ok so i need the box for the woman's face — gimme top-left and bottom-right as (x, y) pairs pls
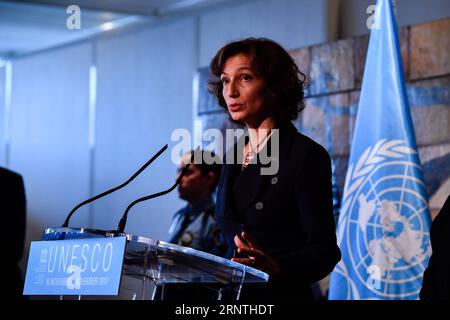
(221, 54), (266, 125)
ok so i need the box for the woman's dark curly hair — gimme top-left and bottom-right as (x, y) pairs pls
(208, 37), (306, 124)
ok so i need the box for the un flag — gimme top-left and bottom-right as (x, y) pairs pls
(328, 0), (432, 300)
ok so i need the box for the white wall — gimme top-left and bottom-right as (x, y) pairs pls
(9, 43), (92, 269)
(199, 0), (332, 66)
(0, 66), (5, 166)
(92, 18), (196, 239)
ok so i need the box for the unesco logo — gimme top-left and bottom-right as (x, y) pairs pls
(337, 140), (431, 299)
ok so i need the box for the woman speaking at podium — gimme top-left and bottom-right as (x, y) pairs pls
(209, 38), (341, 300)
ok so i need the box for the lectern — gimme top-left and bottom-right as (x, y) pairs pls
(36, 227), (269, 300)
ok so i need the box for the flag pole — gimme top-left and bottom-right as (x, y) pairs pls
(393, 0), (398, 18)
(328, 0), (432, 300)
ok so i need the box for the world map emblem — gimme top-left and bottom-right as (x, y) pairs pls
(334, 139), (432, 299)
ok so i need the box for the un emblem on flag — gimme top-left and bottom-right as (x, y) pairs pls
(337, 140), (431, 299)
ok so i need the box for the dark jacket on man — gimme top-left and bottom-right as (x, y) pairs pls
(1, 167), (26, 299)
(420, 194), (450, 300)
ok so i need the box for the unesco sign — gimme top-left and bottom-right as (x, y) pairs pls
(23, 237), (126, 296)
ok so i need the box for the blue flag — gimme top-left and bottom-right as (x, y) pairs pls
(328, 0), (432, 300)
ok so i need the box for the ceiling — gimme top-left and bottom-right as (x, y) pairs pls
(0, 0), (240, 60)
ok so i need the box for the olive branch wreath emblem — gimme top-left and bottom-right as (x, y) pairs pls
(337, 139), (416, 243)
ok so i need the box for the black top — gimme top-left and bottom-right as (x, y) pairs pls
(420, 194), (450, 300)
(215, 122), (341, 300)
(0, 167), (26, 298)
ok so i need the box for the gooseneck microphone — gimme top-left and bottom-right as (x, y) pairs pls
(116, 147), (199, 233)
(62, 144), (168, 228)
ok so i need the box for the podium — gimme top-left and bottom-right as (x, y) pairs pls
(41, 227), (269, 300)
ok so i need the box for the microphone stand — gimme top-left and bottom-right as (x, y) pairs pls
(115, 147), (199, 233)
(62, 144), (168, 228)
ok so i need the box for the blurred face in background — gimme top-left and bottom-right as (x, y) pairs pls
(220, 54), (267, 127)
(176, 153), (214, 205)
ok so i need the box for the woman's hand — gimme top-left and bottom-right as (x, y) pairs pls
(231, 231), (280, 276)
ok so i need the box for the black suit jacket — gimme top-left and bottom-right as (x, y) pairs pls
(0, 167), (26, 298)
(215, 122), (341, 300)
(420, 194), (450, 300)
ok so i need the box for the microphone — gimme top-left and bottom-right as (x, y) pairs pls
(115, 147), (199, 233)
(62, 144), (168, 228)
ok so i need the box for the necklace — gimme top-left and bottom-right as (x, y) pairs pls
(242, 129), (273, 169)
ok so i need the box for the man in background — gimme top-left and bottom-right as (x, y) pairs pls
(154, 150), (227, 300)
(168, 150), (227, 257)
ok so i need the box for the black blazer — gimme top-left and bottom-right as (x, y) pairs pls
(215, 122), (341, 300)
(0, 167), (26, 298)
(420, 194), (450, 300)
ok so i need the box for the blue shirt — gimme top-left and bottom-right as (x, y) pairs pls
(168, 195), (228, 257)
